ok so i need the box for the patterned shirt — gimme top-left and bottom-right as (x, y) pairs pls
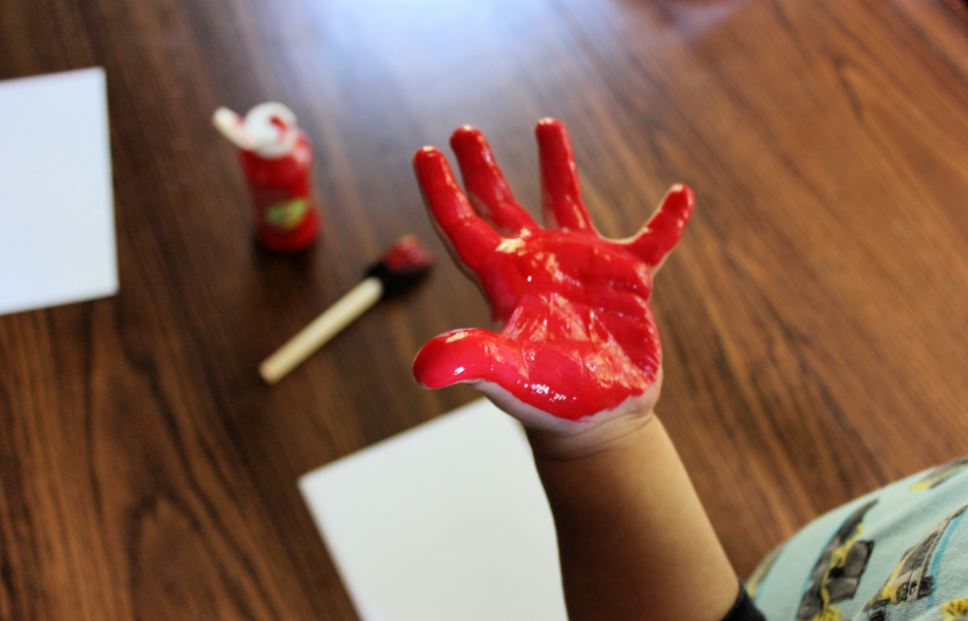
(747, 457), (968, 620)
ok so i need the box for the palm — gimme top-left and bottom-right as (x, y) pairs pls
(412, 119), (693, 423)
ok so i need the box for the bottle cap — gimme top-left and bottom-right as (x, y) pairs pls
(213, 102), (299, 158)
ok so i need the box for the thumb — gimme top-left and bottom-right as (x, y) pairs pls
(413, 328), (523, 390)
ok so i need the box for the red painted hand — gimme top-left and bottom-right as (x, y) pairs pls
(412, 119), (693, 430)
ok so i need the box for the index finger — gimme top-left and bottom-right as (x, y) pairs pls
(413, 147), (502, 272)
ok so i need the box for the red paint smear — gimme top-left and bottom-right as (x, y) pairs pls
(382, 235), (434, 273)
(411, 119), (693, 420)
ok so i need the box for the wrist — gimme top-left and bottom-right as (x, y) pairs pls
(526, 409), (657, 460)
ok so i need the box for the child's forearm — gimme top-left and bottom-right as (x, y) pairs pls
(530, 414), (739, 621)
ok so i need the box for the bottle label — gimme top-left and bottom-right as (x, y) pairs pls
(264, 197), (309, 231)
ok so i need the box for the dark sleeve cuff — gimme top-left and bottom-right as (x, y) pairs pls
(721, 582), (765, 621)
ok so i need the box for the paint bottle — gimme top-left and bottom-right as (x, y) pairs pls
(213, 102), (321, 252)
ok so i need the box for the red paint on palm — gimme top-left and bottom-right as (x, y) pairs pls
(412, 119), (694, 420)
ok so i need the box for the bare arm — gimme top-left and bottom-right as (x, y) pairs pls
(530, 414), (740, 620)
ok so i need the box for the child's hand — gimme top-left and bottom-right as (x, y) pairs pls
(412, 119), (692, 447)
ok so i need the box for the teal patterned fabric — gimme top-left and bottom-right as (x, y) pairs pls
(748, 457), (968, 620)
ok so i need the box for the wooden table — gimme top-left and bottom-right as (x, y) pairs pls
(1, 1), (966, 618)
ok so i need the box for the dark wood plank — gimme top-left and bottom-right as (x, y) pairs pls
(1, 0), (966, 618)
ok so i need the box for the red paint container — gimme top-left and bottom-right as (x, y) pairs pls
(214, 103), (321, 252)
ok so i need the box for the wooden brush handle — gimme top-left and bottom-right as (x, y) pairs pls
(259, 277), (384, 384)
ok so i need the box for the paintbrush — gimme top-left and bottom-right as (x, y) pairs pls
(259, 235), (433, 384)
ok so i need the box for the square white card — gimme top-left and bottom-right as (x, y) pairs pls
(0, 68), (117, 316)
(299, 399), (566, 620)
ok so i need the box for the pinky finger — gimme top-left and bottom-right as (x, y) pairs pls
(627, 183), (695, 270)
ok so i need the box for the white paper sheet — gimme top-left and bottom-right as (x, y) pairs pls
(299, 399), (566, 621)
(0, 68), (117, 316)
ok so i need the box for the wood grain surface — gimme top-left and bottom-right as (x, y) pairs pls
(1, 0), (966, 618)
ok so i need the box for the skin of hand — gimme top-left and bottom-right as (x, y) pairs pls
(411, 120), (741, 620)
(411, 118), (693, 456)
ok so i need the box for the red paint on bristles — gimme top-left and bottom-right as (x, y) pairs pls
(382, 235), (434, 273)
